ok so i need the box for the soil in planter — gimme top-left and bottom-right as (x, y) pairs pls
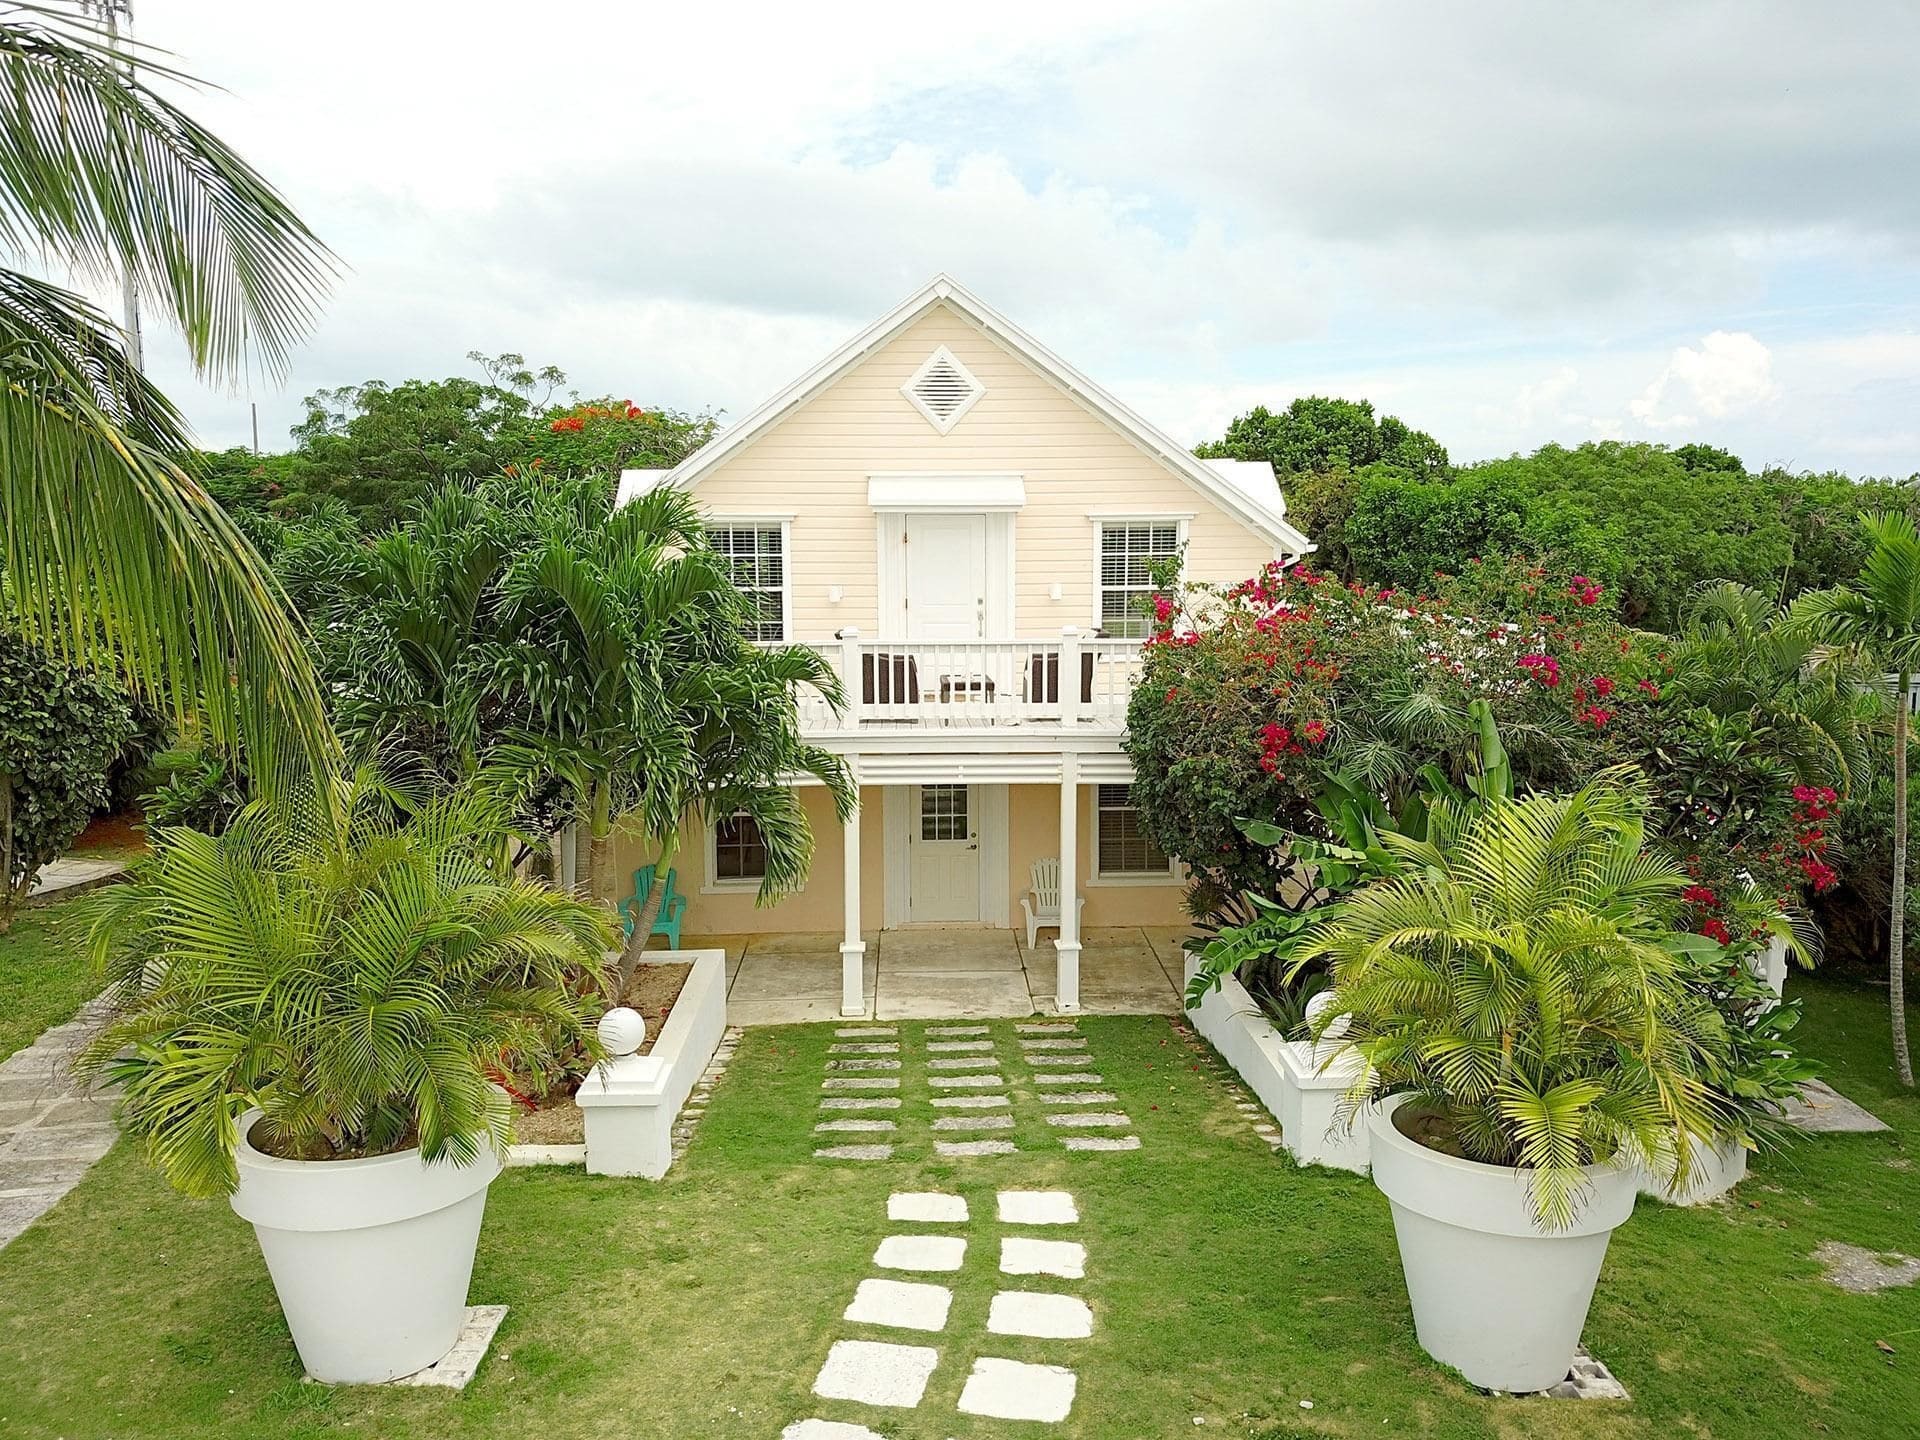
(511, 962), (694, 1146)
(1392, 1103), (1479, 1162)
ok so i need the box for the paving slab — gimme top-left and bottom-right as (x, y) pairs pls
(957, 1356), (1078, 1422)
(843, 1278), (953, 1332)
(1028, 1053), (1097, 1068)
(927, 1057), (998, 1071)
(935, 1139), (1018, 1157)
(826, 1059), (902, 1072)
(1016, 1023), (1081, 1034)
(932, 1114), (1015, 1131)
(926, 1024), (990, 1036)
(1778, 1079), (1890, 1133)
(0, 1190), (61, 1248)
(1000, 1236), (1087, 1278)
(874, 1234), (967, 1272)
(997, 1190), (1079, 1225)
(931, 1094), (1009, 1109)
(820, 1097), (901, 1110)
(388, 1305), (507, 1389)
(1063, 1135), (1141, 1151)
(834, 1027), (897, 1039)
(1047, 1111), (1131, 1128)
(811, 1339), (940, 1409)
(828, 1042), (900, 1055)
(1020, 1038), (1091, 1051)
(888, 1192), (969, 1223)
(1039, 1091), (1118, 1105)
(782, 1421), (888, 1440)
(814, 1144), (894, 1161)
(882, 928), (1023, 973)
(927, 1040), (996, 1052)
(815, 1120), (897, 1133)
(822, 1077), (901, 1091)
(1033, 1072), (1104, 1085)
(1814, 1239), (1920, 1292)
(988, 1290), (1095, 1339)
(928, 1074), (1005, 1089)
(875, 970), (1034, 1021)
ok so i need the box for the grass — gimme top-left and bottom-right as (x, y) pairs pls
(0, 896), (101, 1061)
(0, 973), (1915, 1438)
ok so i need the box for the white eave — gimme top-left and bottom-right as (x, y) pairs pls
(640, 273), (1315, 559)
(868, 473), (1026, 511)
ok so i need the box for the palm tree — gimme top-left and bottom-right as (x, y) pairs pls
(1790, 513), (1920, 1086)
(0, 6), (337, 794)
(1291, 772), (1725, 1227)
(79, 774), (611, 1198)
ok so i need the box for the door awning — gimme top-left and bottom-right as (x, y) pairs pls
(868, 473), (1026, 511)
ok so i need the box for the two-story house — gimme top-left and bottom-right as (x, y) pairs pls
(616, 275), (1312, 1016)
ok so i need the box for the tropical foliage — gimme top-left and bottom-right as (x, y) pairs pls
(79, 777), (611, 1198)
(1289, 776), (1728, 1227)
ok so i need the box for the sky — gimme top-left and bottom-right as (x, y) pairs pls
(83, 0), (1920, 475)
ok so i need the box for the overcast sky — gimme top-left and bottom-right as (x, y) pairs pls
(97, 1), (1920, 474)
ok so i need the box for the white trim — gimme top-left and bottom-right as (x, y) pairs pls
(978, 783), (1010, 926)
(867, 473), (1026, 511)
(877, 512), (907, 638)
(986, 512), (1014, 640)
(1086, 510), (1195, 521)
(883, 785), (910, 929)
(650, 274), (1315, 557)
(900, 344), (986, 433)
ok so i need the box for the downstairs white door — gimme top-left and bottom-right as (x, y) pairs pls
(907, 783), (980, 922)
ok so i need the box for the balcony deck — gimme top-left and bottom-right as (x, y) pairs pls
(794, 632), (1145, 736)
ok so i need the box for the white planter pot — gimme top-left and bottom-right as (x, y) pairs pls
(1637, 1133), (1748, 1206)
(1368, 1094), (1636, 1393)
(230, 1111), (501, 1384)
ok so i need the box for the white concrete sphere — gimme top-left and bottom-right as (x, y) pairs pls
(1304, 989), (1353, 1041)
(598, 1006), (647, 1057)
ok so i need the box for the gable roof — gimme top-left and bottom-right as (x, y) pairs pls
(628, 274), (1314, 557)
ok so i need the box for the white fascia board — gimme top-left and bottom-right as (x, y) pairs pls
(868, 473), (1026, 511)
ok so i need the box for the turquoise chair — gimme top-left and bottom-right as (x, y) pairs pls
(618, 864), (686, 948)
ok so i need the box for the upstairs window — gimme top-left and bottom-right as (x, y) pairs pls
(1098, 522), (1182, 637)
(711, 811), (768, 885)
(1096, 784), (1173, 877)
(711, 523), (788, 642)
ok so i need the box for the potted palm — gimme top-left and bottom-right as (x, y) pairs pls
(80, 779), (611, 1384)
(1292, 773), (1725, 1393)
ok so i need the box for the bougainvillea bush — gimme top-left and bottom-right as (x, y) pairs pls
(1126, 554), (1856, 948)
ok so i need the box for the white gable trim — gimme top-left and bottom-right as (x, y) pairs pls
(652, 274), (1314, 558)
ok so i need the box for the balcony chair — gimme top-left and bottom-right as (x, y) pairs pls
(618, 863), (686, 949)
(861, 651), (920, 717)
(1023, 650), (1097, 711)
(1021, 857), (1085, 949)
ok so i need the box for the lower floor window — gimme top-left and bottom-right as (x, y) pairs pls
(713, 811), (767, 883)
(1096, 784), (1171, 876)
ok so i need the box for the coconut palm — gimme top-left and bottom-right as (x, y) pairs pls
(1291, 772), (1726, 1227)
(79, 774), (612, 1199)
(1790, 513), (1920, 1086)
(0, 6), (337, 794)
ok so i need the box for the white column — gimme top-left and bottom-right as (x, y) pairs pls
(1055, 751), (1081, 1013)
(839, 781), (866, 1017)
(1059, 626), (1082, 723)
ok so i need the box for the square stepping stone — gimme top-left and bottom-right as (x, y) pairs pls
(997, 1189), (1079, 1225)
(834, 1027), (897, 1038)
(936, 1139), (1018, 1156)
(823, 1077), (900, 1090)
(1028, 1054), (1095, 1067)
(827, 1059), (902, 1071)
(1047, 1111), (1131, 1127)
(844, 1278), (953, 1332)
(1033, 1072), (1103, 1085)
(932, 1094), (1009, 1109)
(926, 1024), (990, 1036)
(829, 1042), (900, 1055)
(1000, 1236), (1086, 1278)
(782, 1421), (887, 1440)
(814, 1144), (895, 1161)
(1040, 1091), (1117, 1105)
(988, 1290), (1094, 1339)
(388, 1304), (508, 1388)
(820, 1096), (901, 1110)
(957, 1356), (1077, 1422)
(875, 1234), (967, 1271)
(811, 1338), (939, 1409)
(1020, 1038), (1090, 1051)
(927, 1040), (995, 1053)
(1016, 1022), (1079, 1034)
(929, 1074), (1005, 1088)
(928, 1057), (998, 1070)
(1780, 1079), (1891, 1133)
(1063, 1135), (1141, 1151)
(932, 1114), (1014, 1131)
(815, 1119), (897, 1133)
(888, 1191), (968, 1223)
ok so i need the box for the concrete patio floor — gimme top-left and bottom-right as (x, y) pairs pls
(671, 926), (1192, 1024)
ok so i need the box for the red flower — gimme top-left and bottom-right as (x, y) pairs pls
(1517, 653), (1561, 688)
(1637, 679), (1660, 698)
(1592, 674), (1614, 698)
(1700, 918), (1733, 945)
(1301, 720), (1328, 745)
(1681, 884), (1719, 907)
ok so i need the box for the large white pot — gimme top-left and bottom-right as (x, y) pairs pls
(1637, 1133), (1748, 1206)
(230, 1110), (502, 1384)
(1368, 1094), (1637, 1393)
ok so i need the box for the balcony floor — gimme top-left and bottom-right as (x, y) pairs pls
(658, 926), (1190, 1024)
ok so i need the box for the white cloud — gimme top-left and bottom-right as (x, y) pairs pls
(1630, 331), (1779, 430)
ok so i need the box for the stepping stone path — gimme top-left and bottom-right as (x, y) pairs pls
(792, 1188), (1094, 1432)
(816, 1027), (903, 1159)
(1005, 1025), (1142, 1152)
(0, 998), (118, 1252)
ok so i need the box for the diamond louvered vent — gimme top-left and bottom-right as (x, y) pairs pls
(902, 345), (985, 433)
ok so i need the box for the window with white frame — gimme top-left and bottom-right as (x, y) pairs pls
(1098, 522), (1182, 637)
(1096, 784), (1172, 876)
(711, 811), (768, 885)
(710, 523), (787, 642)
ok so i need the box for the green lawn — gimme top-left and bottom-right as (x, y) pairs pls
(0, 976), (1914, 1438)
(0, 897), (101, 1062)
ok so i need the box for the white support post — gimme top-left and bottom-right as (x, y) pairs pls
(1059, 626), (1082, 724)
(839, 782), (866, 1017)
(1055, 751), (1081, 1013)
(838, 627), (863, 725)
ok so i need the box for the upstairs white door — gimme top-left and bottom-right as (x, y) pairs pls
(908, 784), (980, 922)
(905, 514), (987, 640)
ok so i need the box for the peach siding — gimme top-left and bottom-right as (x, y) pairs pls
(1008, 784), (1186, 928)
(686, 303), (1279, 642)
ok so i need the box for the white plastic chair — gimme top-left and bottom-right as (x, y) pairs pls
(1021, 857), (1084, 949)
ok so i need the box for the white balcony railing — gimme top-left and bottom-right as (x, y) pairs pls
(795, 629), (1146, 731)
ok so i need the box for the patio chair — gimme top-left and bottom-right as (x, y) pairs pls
(618, 864), (686, 948)
(861, 651), (920, 711)
(1023, 650), (1097, 710)
(1021, 857), (1084, 949)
